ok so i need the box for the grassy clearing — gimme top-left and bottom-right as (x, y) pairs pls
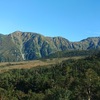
(0, 56), (84, 72)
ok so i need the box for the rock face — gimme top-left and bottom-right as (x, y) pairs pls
(0, 31), (100, 61)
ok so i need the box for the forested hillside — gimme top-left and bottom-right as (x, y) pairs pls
(0, 52), (100, 100)
(45, 49), (100, 58)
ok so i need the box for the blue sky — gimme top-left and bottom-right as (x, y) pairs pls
(0, 0), (100, 41)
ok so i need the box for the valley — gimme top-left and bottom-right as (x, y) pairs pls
(0, 31), (100, 100)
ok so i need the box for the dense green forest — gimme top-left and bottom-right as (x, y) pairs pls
(0, 52), (100, 100)
(46, 49), (100, 58)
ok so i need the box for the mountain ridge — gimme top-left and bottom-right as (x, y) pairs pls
(0, 31), (100, 61)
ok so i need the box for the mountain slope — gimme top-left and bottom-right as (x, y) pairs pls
(10, 31), (72, 60)
(0, 31), (100, 61)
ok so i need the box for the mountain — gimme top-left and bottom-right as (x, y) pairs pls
(0, 31), (100, 61)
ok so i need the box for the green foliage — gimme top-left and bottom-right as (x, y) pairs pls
(46, 49), (100, 59)
(0, 53), (100, 99)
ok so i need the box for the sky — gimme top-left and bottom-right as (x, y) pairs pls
(0, 0), (100, 41)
